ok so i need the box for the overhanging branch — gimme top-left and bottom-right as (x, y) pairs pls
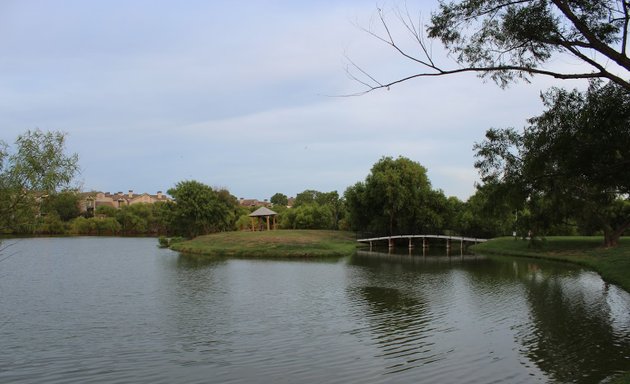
(347, 2), (630, 95)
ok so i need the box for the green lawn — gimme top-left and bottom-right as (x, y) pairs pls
(471, 236), (630, 293)
(169, 229), (357, 258)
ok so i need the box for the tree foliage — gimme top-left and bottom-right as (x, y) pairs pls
(279, 189), (342, 230)
(270, 192), (288, 207)
(70, 216), (121, 236)
(41, 191), (81, 222)
(166, 180), (239, 238)
(474, 81), (630, 245)
(0, 129), (79, 232)
(282, 204), (335, 230)
(344, 156), (443, 235)
(351, 0), (630, 93)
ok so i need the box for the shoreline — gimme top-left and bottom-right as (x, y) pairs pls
(470, 236), (630, 293)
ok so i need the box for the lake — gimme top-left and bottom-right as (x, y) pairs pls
(1, 237), (629, 383)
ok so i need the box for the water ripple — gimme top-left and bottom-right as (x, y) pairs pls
(2, 239), (630, 383)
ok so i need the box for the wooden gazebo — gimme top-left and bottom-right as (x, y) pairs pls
(249, 207), (277, 231)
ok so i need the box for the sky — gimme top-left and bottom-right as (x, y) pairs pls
(0, 0), (590, 201)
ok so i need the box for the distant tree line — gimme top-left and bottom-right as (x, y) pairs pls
(2, 93), (628, 245)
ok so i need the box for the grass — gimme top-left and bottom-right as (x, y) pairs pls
(471, 236), (630, 293)
(169, 229), (358, 258)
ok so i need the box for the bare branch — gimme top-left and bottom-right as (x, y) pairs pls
(354, 65), (611, 95)
(346, 2), (630, 95)
(343, 54), (382, 89)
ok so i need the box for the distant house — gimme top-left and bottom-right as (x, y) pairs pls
(80, 190), (170, 214)
(238, 198), (272, 208)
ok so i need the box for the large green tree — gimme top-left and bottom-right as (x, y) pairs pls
(41, 190), (81, 222)
(474, 81), (630, 246)
(279, 189), (343, 230)
(352, 0), (630, 92)
(270, 192), (288, 207)
(456, 182), (519, 238)
(345, 156), (440, 235)
(0, 129), (79, 233)
(166, 180), (239, 238)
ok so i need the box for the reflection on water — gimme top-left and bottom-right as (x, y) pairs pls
(517, 270), (630, 382)
(1, 238), (629, 384)
(350, 250), (630, 383)
(350, 286), (439, 376)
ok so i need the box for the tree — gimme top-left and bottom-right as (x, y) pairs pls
(270, 193), (289, 207)
(285, 189), (344, 230)
(344, 156), (439, 235)
(290, 204), (335, 230)
(0, 129), (79, 233)
(350, 1), (630, 93)
(474, 81), (630, 246)
(293, 190), (322, 207)
(456, 182), (519, 238)
(166, 180), (239, 238)
(116, 205), (148, 235)
(41, 190), (81, 222)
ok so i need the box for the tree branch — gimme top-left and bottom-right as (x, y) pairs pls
(349, 63), (614, 95)
(550, 0), (630, 70)
(623, 0), (629, 55)
(347, 2), (630, 95)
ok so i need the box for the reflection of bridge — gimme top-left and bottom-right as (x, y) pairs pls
(357, 235), (488, 251)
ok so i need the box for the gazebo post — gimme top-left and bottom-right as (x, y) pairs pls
(266, 216), (270, 231)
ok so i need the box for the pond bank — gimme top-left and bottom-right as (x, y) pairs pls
(169, 229), (357, 258)
(471, 236), (630, 293)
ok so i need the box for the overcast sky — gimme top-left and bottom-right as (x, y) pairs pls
(0, 0), (589, 200)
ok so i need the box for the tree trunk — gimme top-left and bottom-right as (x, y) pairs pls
(603, 220), (630, 248)
(604, 231), (618, 247)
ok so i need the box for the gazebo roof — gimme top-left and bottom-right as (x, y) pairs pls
(248, 207), (278, 217)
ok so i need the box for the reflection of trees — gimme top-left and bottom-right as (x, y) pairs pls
(175, 253), (228, 269)
(517, 275), (630, 383)
(466, 255), (630, 383)
(350, 252), (630, 382)
(349, 285), (436, 375)
(158, 254), (230, 360)
(347, 253), (460, 376)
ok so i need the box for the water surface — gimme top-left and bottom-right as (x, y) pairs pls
(1, 238), (629, 383)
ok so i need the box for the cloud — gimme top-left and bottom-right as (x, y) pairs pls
(0, 1), (585, 201)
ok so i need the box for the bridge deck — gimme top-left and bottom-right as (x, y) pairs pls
(357, 235), (488, 243)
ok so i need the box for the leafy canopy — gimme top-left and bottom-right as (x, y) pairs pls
(0, 129), (79, 232)
(270, 192), (288, 207)
(166, 180), (239, 238)
(345, 156), (444, 235)
(474, 81), (630, 245)
(351, 0), (630, 92)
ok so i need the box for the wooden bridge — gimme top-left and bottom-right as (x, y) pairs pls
(357, 234), (488, 251)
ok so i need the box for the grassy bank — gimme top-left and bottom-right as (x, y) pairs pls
(471, 236), (630, 293)
(169, 230), (357, 258)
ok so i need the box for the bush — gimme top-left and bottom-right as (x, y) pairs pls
(158, 236), (184, 248)
(69, 216), (121, 235)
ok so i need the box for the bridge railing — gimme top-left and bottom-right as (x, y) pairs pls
(356, 234), (488, 244)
